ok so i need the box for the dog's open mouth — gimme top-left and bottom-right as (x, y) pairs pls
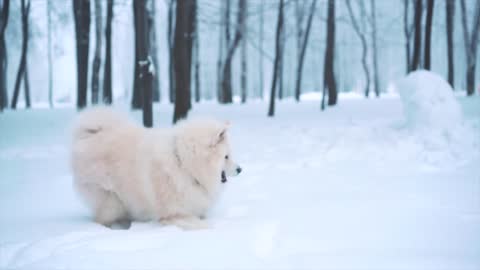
(221, 171), (227, 183)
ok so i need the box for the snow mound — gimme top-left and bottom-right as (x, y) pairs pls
(396, 70), (461, 129)
(395, 70), (478, 166)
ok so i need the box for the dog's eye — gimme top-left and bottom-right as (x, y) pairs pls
(225, 155), (229, 160)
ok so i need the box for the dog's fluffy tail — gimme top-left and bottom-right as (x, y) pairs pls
(72, 107), (134, 141)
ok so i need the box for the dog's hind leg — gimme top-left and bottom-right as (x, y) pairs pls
(75, 182), (128, 228)
(95, 191), (129, 228)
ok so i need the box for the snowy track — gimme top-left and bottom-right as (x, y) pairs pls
(1, 97), (479, 269)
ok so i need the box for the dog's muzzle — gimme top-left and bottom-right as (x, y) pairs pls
(221, 171), (227, 183)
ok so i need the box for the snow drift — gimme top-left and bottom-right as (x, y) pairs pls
(395, 70), (478, 166)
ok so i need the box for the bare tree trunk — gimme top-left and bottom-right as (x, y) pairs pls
(23, 64), (30, 107)
(370, 0), (380, 97)
(217, 0), (224, 102)
(322, 0), (337, 109)
(103, 0), (113, 104)
(47, 0), (53, 107)
(193, 1), (200, 103)
(11, 0), (30, 109)
(133, 0), (153, 126)
(277, 21), (284, 100)
(294, 0), (316, 102)
(259, 0), (264, 99)
(91, 0), (102, 105)
(346, 0), (370, 97)
(149, 0), (160, 102)
(411, 0), (423, 71)
(460, 0), (480, 96)
(423, 0), (434, 70)
(0, 0), (9, 112)
(173, 0), (195, 123)
(446, 0), (455, 88)
(240, 0), (247, 103)
(131, 1), (142, 109)
(403, 0), (414, 73)
(220, 0), (246, 104)
(294, 0), (305, 102)
(167, 0), (175, 103)
(73, 0), (90, 110)
(267, 0), (284, 117)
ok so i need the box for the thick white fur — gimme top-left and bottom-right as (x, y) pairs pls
(70, 107), (240, 230)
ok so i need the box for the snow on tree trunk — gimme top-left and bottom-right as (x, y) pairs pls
(133, 0), (153, 127)
(149, 0), (160, 102)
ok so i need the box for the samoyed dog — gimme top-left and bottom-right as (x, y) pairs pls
(70, 107), (242, 230)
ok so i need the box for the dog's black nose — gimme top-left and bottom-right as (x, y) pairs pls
(236, 167), (242, 174)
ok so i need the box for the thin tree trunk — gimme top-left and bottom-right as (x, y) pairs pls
(131, 0), (142, 109)
(411, 0), (423, 71)
(23, 64), (30, 107)
(173, 0), (195, 123)
(47, 0), (53, 107)
(446, 0), (454, 88)
(423, 0), (434, 70)
(460, 0), (480, 96)
(294, 0), (305, 102)
(0, 0), (9, 111)
(220, 0), (246, 104)
(167, 0), (175, 103)
(91, 0), (102, 105)
(403, 0), (413, 73)
(103, 0), (113, 104)
(322, 0), (337, 109)
(294, 0), (316, 102)
(240, 0), (247, 103)
(346, 0), (370, 97)
(217, 0), (224, 102)
(73, 0), (90, 110)
(133, 0), (153, 126)
(11, 0), (30, 109)
(370, 0), (380, 97)
(277, 23), (284, 100)
(150, 0), (160, 102)
(259, 0), (264, 99)
(193, 1), (200, 103)
(267, 0), (284, 117)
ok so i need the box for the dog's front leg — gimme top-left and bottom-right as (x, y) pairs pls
(161, 215), (210, 230)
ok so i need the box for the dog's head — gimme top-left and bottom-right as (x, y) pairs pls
(174, 118), (242, 190)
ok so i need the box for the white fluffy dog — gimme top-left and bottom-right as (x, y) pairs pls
(70, 107), (241, 230)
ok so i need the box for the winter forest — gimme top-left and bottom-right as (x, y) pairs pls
(1, 0), (480, 269)
(0, 0), (479, 121)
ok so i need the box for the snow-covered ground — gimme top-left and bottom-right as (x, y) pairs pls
(1, 91), (480, 269)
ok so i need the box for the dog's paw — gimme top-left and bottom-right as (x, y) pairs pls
(162, 216), (211, 230)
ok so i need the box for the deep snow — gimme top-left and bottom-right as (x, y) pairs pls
(0, 90), (479, 269)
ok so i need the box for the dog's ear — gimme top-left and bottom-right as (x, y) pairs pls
(213, 124), (229, 145)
